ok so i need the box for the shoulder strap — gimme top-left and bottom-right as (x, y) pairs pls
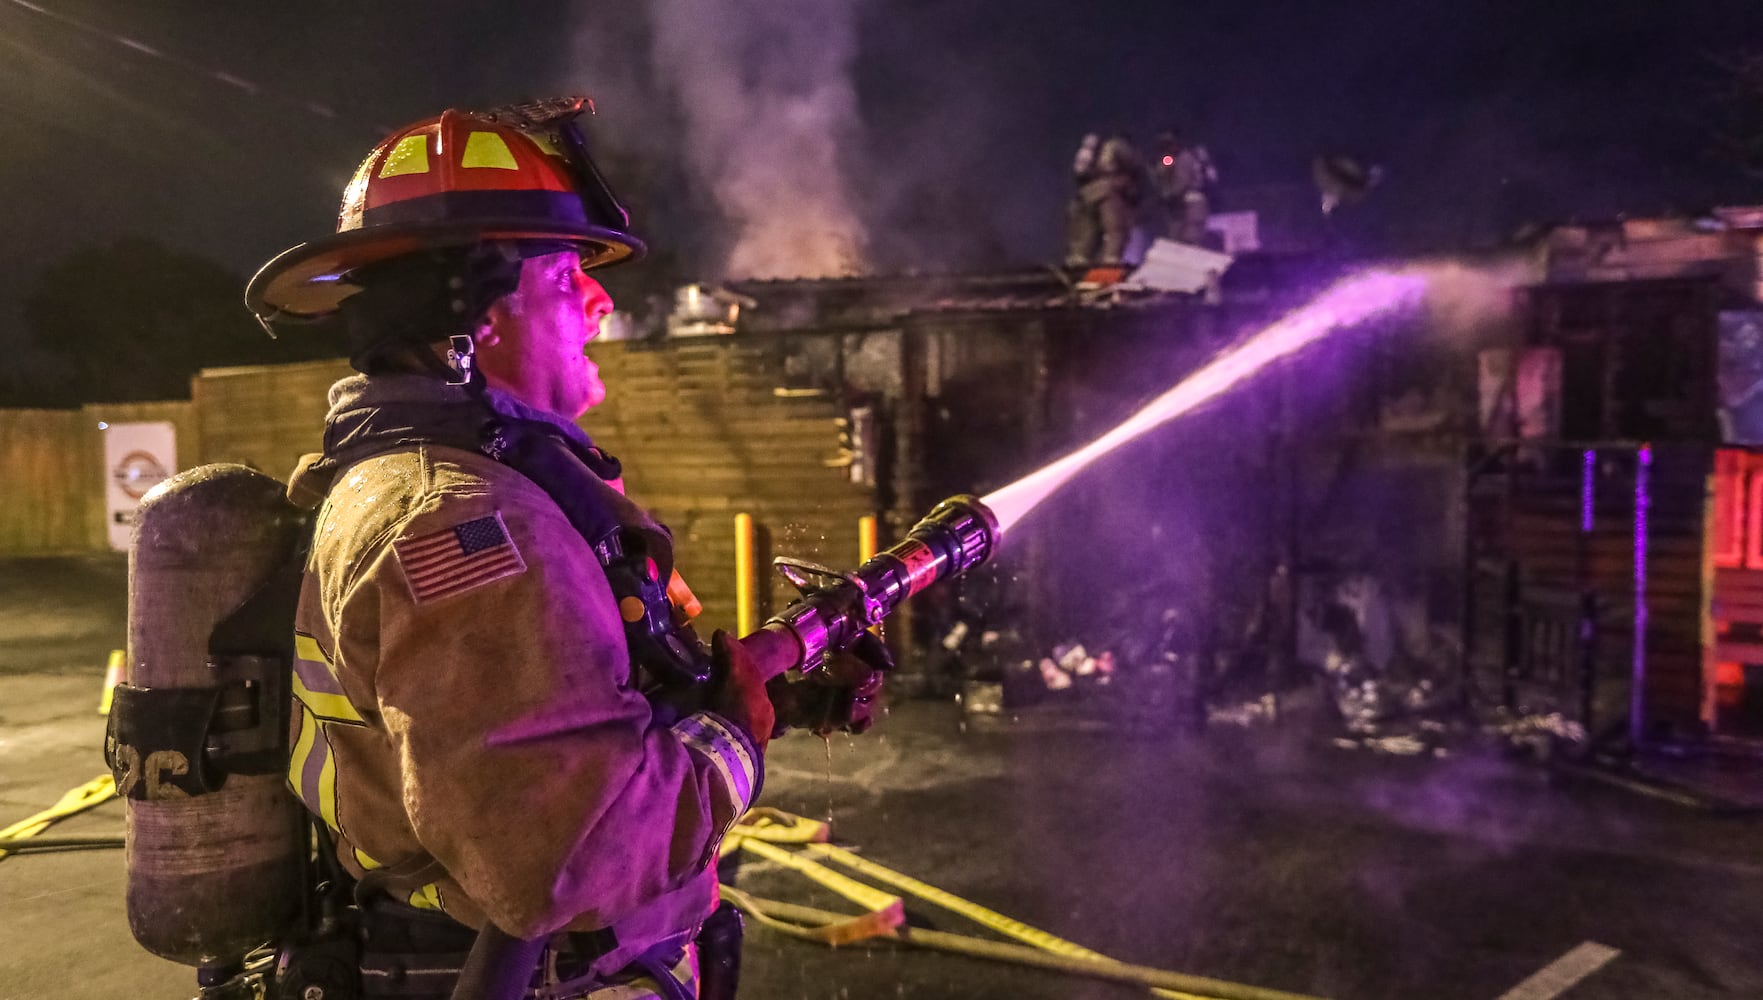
(482, 418), (674, 580)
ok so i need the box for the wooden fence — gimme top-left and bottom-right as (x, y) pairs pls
(0, 400), (197, 554)
(0, 345), (874, 633)
(587, 339), (876, 632)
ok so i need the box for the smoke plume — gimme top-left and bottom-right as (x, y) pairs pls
(647, 0), (869, 279)
(1397, 254), (1537, 345)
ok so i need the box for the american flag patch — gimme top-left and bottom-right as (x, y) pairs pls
(394, 512), (526, 604)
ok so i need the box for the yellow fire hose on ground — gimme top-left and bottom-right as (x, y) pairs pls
(719, 808), (1330, 1000)
(4, 785), (1330, 1000)
(0, 775), (118, 860)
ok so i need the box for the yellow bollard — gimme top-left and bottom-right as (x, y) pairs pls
(858, 515), (880, 636)
(734, 513), (756, 636)
(97, 649), (125, 716)
(858, 514), (878, 563)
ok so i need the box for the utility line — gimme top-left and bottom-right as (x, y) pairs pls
(1, 0), (381, 132)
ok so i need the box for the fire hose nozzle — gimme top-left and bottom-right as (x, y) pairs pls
(764, 495), (1001, 674)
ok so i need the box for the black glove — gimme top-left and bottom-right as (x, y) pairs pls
(766, 631), (893, 737)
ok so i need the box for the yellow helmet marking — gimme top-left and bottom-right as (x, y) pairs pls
(378, 133), (432, 178)
(462, 131), (519, 170)
(528, 132), (563, 158)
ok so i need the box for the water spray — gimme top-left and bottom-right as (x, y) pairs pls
(982, 269), (1429, 533)
(744, 269), (1427, 676)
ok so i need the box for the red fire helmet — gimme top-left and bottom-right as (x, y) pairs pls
(247, 97), (644, 326)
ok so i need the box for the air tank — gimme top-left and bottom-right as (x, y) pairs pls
(108, 464), (307, 967)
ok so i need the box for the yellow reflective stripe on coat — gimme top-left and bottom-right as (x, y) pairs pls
(353, 845), (443, 912)
(287, 705), (318, 810)
(293, 633), (365, 725)
(288, 705), (340, 831)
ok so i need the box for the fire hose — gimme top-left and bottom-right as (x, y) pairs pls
(3, 794), (1330, 1000)
(718, 810), (1331, 1000)
(0, 775), (117, 861)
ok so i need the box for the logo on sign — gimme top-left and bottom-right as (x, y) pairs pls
(112, 450), (169, 500)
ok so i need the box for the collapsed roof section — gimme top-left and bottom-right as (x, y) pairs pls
(688, 250), (1340, 338)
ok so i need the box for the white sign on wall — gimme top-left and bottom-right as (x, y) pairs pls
(104, 421), (176, 551)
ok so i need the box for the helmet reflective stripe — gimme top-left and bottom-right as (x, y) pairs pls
(462, 131), (518, 170)
(351, 111), (577, 223)
(247, 97), (643, 327)
(379, 132), (432, 178)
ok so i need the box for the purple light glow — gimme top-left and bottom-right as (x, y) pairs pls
(1631, 444), (1651, 746)
(1581, 450), (1595, 534)
(982, 270), (1429, 535)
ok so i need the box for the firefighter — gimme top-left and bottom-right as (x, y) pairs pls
(1151, 130), (1217, 246)
(1064, 131), (1145, 269)
(244, 99), (879, 999)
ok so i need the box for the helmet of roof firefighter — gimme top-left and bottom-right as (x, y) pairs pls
(245, 97), (644, 329)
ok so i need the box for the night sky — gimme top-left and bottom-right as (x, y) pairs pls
(1, 0), (1758, 385)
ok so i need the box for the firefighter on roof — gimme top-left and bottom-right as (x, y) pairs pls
(243, 98), (882, 999)
(1151, 129), (1217, 247)
(1064, 131), (1146, 269)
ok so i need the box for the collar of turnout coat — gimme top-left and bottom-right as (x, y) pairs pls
(288, 372), (670, 579)
(308, 373), (619, 485)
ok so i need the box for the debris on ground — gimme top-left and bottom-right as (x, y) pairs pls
(1488, 711), (1588, 759)
(1208, 694), (1279, 727)
(1331, 733), (1447, 757)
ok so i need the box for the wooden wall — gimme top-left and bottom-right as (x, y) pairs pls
(1466, 445), (1709, 739)
(192, 359), (352, 474)
(0, 399), (196, 554)
(0, 345), (872, 635)
(187, 346), (875, 633)
(0, 409), (94, 554)
(585, 338), (876, 634)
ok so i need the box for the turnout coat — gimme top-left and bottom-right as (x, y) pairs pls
(284, 374), (760, 978)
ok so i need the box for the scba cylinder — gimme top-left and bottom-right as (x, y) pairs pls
(108, 464), (308, 967)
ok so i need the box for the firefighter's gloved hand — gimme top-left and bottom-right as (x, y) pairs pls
(710, 631), (776, 751)
(767, 631), (892, 737)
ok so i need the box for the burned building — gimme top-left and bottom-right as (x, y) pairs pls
(638, 258), (1461, 712)
(2, 245), (1519, 727)
(1466, 209), (1763, 751)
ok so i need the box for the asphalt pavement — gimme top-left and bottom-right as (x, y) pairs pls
(3, 556), (1761, 1000)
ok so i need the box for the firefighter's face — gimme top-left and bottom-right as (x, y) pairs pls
(476, 251), (615, 418)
